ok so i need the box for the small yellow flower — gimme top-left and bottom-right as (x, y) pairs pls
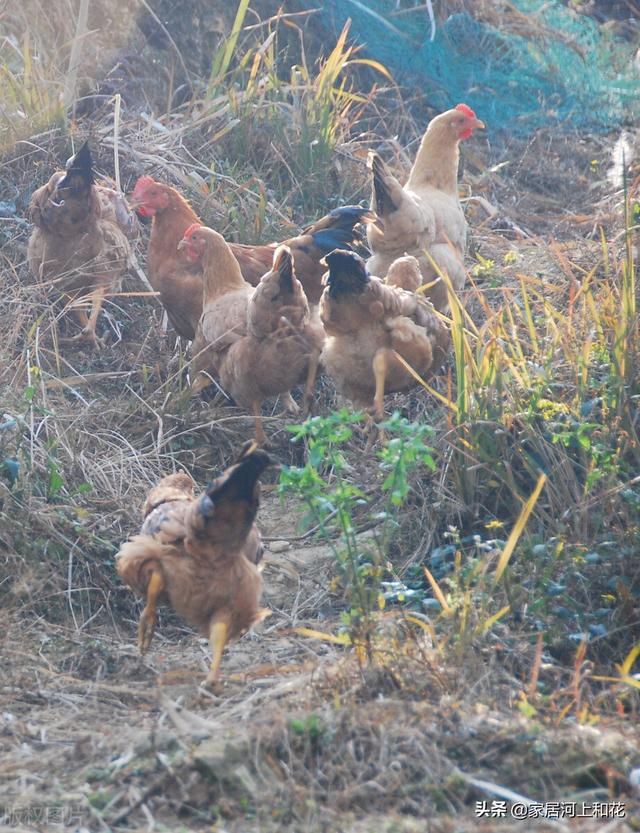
(485, 519), (505, 530)
(536, 398), (570, 420)
(503, 251), (518, 265)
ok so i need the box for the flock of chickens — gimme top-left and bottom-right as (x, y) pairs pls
(26, 103), (484, 688)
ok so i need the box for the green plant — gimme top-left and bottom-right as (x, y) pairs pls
(202, 13), (390, 211)
(280, 410), (435, 661)
(427, 192), (639, 538)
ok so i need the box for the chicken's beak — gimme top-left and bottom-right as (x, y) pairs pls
(472, 118), (485, 130)
(177, 239), (187, 251)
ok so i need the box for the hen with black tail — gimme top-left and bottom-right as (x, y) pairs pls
(116, 442), (275, 690)
(27, 141), (135, 350)
(320, 250), (449, 418)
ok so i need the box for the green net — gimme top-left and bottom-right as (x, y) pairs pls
(306, 0), (639, 133)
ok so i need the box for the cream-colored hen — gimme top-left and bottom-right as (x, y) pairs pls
(367, 104), (484, 312)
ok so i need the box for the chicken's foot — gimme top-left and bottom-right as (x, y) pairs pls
(138, 567), (165, 654)
(203, 620), (229, 692)
(62, 287), (108, 350)
(280, 392), (300, 416)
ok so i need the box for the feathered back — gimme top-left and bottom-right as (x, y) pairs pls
(198, 226), (250, 300)
(385, 255), (422, 292)
(248, 245), (309, 339)
(142, 472), (195, 518)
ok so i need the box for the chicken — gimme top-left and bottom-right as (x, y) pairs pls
(367, 153), (436, 279)
(130, 175), (371, 339)
(180, 224), (324, 444)
(385, 255), (423, 292)
(320, 250), (449, 419)
(116, 442), (273, 690)
(27, 142), (136, 349)
(366, 103), (484, 311)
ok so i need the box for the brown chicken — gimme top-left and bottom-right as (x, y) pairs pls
(367, 104), (484, 311)
(130, 175), (371, 339)
(320, 250), (449, 419)
(180, 224), (324, 443)
(116, 442), (273, 690)
(27, 142), (137, 349)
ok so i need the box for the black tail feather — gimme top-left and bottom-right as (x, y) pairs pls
(368, 152), (396, 217)
(322, 249), (370, 299)
(304, 205), (373, 257)
(201, 447), (273, 512)
(59, 141), (94, 193)
(273, 245), (295, 292)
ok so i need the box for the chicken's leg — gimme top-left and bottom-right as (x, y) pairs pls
(301, 350), (321, 415)
(63, 286), (108, 350)
(138, 567), (165, 654)
(203, 620), (229, 691)
(372, 347), (393, 422)
(251, 400), (267, 446)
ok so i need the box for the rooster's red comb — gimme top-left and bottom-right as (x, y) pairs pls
(183, 222), (202, 239)
(132, 175), (158, 192)
(455, 103), (477, 119)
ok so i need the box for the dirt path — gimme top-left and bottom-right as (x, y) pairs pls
(0, 492), (344, 830)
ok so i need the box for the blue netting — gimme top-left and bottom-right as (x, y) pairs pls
(305, 0), (640, 133)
